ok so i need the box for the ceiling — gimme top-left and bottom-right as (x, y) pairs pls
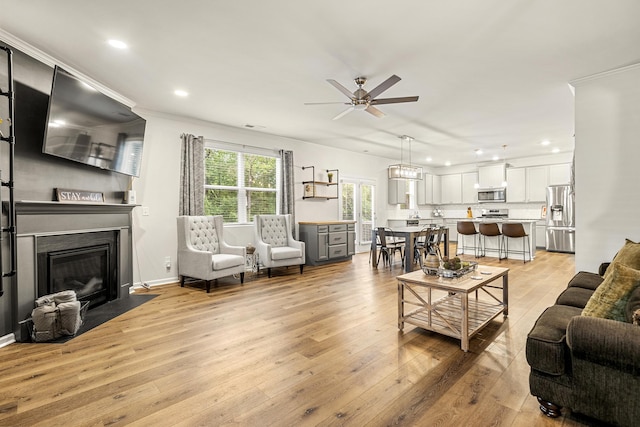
(1, 0), (640, 167)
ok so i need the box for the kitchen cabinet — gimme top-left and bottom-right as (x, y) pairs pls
(536, 221), (546, 248)
(549, 163), (571, 185)
(432, 175), (441, 204)
(388, 179), (409, 205)
(462, 172), (478, 204)
(526, 166), (549, 202)
(444, 219), (459, 242)
(506, 168), (526, 202)
(299, 222), (356, 265)
(440, 174), (462, 204)
(478, 164), (505, 188)
(416, 173), (434, 205)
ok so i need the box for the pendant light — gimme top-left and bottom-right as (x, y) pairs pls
(388, 135), (423, 180)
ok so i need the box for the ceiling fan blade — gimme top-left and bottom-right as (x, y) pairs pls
(333, 106), (354, 120)
(327, 79), (355, 99)
(365, 105), (385, 118)
(304, 101), (351, 105)
(366, 74), (401, 99)
(370, 96), (419, 105)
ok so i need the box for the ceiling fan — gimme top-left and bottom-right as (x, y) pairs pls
(305, 74), (419, 120)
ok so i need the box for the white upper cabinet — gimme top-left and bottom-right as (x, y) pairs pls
(416, 173), (434, 205)
(462, 172), (478, 204)
(526, 166), (549, 202)
(478, 164), (506, 188)
(440, 174), (462, 204)
(549, 163), (572, 185)
(432, 175), (441, 204)
(506, 168), (526, 202)
(388, 179), (409, 205)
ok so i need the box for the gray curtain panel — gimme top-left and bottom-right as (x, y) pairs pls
(179, 134), (204, 216)
(280, 150), (296, 234)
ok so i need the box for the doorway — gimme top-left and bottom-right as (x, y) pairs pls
(340, 179), (376, 249)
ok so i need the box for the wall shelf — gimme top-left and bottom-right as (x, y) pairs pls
(302, 166), (339, 199)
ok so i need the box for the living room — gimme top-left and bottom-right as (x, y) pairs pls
(1, 2), (640, 426)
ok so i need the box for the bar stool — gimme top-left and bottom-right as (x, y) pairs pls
(478, 222), (503, 259)
(456, 221), (479, 258)
(501, 222), (531, 263)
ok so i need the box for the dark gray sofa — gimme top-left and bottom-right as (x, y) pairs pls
(526, 265), (640, 426)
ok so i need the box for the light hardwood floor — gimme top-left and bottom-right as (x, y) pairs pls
(0, 247), (595, 426)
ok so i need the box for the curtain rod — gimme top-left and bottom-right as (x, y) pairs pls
(202, 137), (283, 156)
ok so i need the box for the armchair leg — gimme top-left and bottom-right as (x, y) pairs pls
(537, 397), (562, 418)
(268, 268), (272, 278)
(300, 264), (304, 274)
(180, 276), (185, 287)
(206, 280), (211, 293)
(240, 272), (245, 285)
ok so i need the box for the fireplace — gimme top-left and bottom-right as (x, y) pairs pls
(36, 231), (118, 308)
(14, 201), (135, 342)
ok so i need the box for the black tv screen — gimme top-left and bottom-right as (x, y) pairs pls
(42, 66), (146, 177)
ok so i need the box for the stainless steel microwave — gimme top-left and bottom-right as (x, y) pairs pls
(477, 188), (506, 203)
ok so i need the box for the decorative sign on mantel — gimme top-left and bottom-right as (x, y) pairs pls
(55, 188), (105, 203)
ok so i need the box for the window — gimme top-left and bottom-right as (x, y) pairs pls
(204, 146), (280, 223)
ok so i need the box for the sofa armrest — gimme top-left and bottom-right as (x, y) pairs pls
(567, 316), (640, 374)
(220, 241), (246, 257)
(598, 262), (611, 276)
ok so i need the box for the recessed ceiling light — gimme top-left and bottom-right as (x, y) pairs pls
(174, 90), (189, 97)
(552, 147), (560, 153)
(107, 39), (128, 49)
(445, 161), (451, 166)
(541, 139), (551, 146)
(475, 149), (483, 155)
(492, 155), (500, 161)
(426, 157), (432, 162)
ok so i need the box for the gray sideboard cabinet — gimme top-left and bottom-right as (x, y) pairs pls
(299, 221), (356, 266)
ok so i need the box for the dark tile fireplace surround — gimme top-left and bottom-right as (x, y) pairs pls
(14, 201), (134, 341)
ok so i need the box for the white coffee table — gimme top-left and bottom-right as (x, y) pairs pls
(396, 265), (509, 351)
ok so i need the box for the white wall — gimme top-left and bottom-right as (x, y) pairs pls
(131, 110), (393, 286)
(573, 63), (640, 271)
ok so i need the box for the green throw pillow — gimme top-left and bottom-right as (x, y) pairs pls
(583, 262), (640, 321)
(605, 239), (640, 278)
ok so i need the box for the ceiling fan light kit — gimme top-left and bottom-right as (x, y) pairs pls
(307, 74), (419, 120)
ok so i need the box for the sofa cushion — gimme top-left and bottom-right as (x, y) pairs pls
(555, 286), (594, 309)
(526, 304), (583, 376)
(605, 238), (640, 278)
(211, 254), (244, 270)
(567, 271), (603, 291)
(270, 246), (302, 261)
(625, 286), (640, 324)
(582, 262), (640, 321)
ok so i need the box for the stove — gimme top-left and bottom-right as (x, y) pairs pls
(481, 208), (509, 219)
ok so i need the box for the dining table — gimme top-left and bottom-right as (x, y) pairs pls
(371, 226), (450, 273)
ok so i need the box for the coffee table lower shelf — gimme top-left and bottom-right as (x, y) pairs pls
(401, 296), (506, 344)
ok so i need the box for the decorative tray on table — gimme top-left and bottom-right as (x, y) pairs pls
(421, 257), (478, 278)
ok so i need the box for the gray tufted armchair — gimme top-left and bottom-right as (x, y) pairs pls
(177, 215), (246, 292)
(254, 214), (305, 278)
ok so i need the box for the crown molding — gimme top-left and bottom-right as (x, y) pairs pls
(0, 29), (135, 107)
(569, 62), (640, 87)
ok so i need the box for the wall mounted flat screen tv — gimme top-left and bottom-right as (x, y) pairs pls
(42, 66), (146, 177)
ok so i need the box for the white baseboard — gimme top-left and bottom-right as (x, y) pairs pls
(0, 333), (16, 349)
(130, 277), (178, 292)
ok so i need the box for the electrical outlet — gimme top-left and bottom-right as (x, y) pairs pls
(142, 206), (150, 216)
(164, 256), (171, 269)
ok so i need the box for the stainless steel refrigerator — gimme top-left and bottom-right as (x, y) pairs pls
(546, 185), (575, 253)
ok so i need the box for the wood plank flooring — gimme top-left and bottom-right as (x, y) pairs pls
(0, 247), (596, 426)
